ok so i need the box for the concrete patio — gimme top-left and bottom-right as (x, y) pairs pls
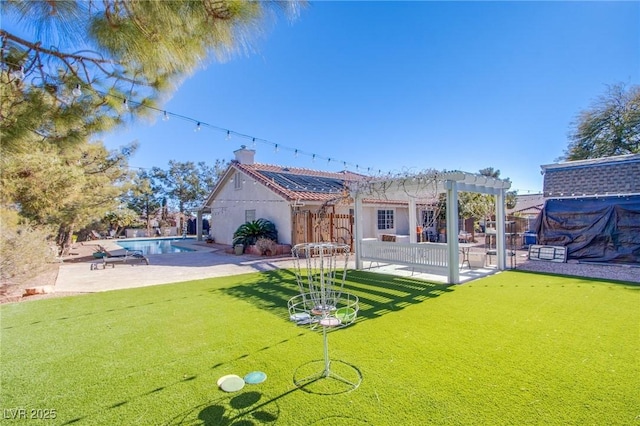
(54, 239), (507, 294)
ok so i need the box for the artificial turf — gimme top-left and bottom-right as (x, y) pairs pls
(1, 270), (638, 425)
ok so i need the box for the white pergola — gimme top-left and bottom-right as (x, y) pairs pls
(351, 171), (512, 284)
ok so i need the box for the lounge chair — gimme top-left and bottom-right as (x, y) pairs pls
(90, 248), (149, 269)
(90, 230), (113, 240)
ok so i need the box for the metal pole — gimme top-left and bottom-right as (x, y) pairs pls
(323, 326), (330, 377)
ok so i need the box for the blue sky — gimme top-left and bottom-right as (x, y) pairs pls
(98, 1), (639, 194)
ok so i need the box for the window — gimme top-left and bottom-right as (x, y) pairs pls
(377, 209), (394, 230)
(421, 210), (436, 228)
(245, 209), (256, 223)
(234, 172), (242, 190)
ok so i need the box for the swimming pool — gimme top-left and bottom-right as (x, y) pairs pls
(117, 238), (195, 255)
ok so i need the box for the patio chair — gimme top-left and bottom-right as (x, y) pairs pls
(89, 230), (114, 240)
(91, 248), (149, 269)
(102, 251), (149, 268)
(89, 230), (103, 240)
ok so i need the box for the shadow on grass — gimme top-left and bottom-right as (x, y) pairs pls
(221, 269), (455, 323)
(508, 269), (640, 287)
(165, 384), (370, 425)
(165, 389), (288, 425)
(1, 292), (215, 330)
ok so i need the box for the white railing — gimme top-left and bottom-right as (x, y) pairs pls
(360, 240), (449, 272)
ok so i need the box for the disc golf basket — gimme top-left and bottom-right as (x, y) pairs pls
(288, 242), (361, 394)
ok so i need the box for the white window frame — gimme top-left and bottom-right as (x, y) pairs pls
(377, 209), (394, 230)
(245, 209), (256, 223)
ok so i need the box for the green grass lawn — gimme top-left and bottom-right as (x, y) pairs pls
(1, 270), (638, 425)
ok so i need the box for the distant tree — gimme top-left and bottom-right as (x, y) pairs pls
(458, 168), (517, 229)
(561, 83), (640, 161)
(103, 209), (141, 238)
(124, 170), (163, 235)
(152, 160), (220, 215)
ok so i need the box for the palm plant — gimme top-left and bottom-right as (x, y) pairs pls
(232, 219), (278, 248)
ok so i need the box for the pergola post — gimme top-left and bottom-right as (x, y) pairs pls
(354, 191), (364, 269)
(196, 209), (203, 241)
(495, 189), (506, 269)
(409, 199), (417, 243)
(445, 180), (460, 284)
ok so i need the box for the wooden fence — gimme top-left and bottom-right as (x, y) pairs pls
(292, 211), (353, 250)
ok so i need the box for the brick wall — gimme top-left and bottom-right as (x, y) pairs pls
(543, 159), (640, 197)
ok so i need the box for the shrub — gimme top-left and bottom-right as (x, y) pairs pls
(0, 209), (56, 282)
(232, 219), (277, 247)
(254, 237), (276, 255)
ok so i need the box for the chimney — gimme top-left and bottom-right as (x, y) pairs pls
(234, 145), (255, 165)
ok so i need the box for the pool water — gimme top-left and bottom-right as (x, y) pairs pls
(117, 238), (195, 255)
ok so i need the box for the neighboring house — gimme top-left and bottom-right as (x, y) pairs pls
(537, 154), (640, 264)
(507, 192), (544, 231)
(200, 146), (427, 247)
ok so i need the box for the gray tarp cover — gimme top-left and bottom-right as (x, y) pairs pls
(534, 196), (640, 264)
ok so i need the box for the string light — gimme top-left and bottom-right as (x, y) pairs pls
(10, 67), (24, 80)
(72, 84), (82, 97)
(85, 89), (385, 176)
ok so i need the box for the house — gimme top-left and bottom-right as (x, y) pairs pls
(507, 192), (545, 234)
(200, 146), (513, 284)
(508, 193), (544, 218)
(536, 153), (640, 264)
(200, 146), (429, 248)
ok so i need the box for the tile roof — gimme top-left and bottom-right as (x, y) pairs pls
(232, 162), (366, 202)
(508, 193), (544, 215)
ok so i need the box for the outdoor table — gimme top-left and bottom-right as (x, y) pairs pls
(459, 243), (474, 269)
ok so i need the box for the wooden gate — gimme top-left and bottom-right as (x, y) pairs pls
(292, 211), (354, 250)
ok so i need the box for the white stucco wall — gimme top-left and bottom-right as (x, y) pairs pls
(207, 172), (292, 245)
(360, 205), (409, 239)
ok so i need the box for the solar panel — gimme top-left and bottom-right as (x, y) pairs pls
(261, 171), (345, 193)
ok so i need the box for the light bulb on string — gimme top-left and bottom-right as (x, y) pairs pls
(10, 67), (24, 80)
(274, 144), (279, 153)
(194, 122), (201, 132)
(251, 138), (256, 148)
(294, 149), (298, 158)
(72, 84), (82, 97)
(123, 99), (129, 111)
(312, 154), (316, 162)
(226, 130), (231, 140)
(162, 111), (169, 121)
